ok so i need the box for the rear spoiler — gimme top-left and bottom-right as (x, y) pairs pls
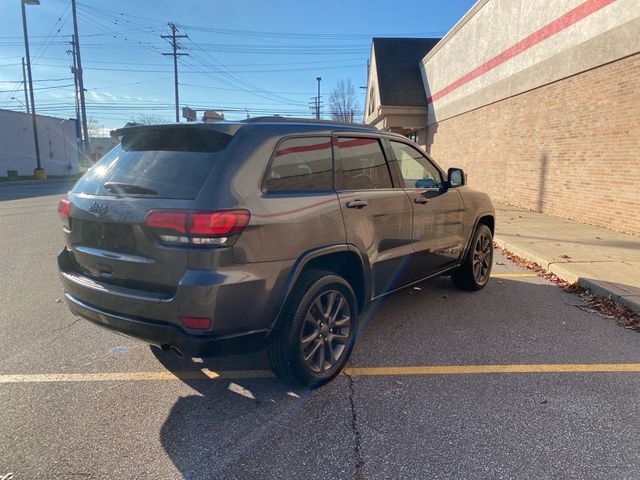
(111, 122), (244, 140)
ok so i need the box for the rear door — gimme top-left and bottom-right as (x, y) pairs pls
(335, 135), (414, 297)
(65, 127), (233, 293)
(387, 139), (465, 280)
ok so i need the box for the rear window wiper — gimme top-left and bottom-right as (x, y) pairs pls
(104, 182), (158, 195)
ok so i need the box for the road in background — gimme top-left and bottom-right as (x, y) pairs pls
(1, 184), (640, 479)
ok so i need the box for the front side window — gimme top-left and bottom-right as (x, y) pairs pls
(337, 137), (392, 190)
(389, 141), (442, 189)
(264, 136), (333, 192)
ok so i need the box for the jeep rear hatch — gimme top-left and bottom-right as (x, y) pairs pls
(62, 125), (239, 293)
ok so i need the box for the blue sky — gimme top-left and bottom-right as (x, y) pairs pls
(0, 0), (474, 131)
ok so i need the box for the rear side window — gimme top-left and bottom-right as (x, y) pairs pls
(264, 136), (333, 192)
(73, 128), (233, 200)
(337, 137), (392, 190)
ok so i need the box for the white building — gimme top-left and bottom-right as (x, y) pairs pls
(0, 109), (80, 177)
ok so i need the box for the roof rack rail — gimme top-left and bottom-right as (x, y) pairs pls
(242, 116), (377, 129)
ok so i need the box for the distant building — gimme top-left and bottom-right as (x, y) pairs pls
(364, 37), (439, 140)
(0, 109), (79, 177)
(365, 0), (640, 236)
(88, 137), (117, 162)
(202, 110), (225, 122)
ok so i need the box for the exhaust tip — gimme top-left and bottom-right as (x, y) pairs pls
(169, 345), (184, 359)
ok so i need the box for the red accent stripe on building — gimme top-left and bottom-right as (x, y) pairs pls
(275, 140), (332, 157)
(274, 137), (377, 157)
(426, 0), (616, 104)
(336, 138), (377, 148)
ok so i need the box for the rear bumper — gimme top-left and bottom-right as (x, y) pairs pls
(58, 248), (291, 356)
(64, 293), (268, 356)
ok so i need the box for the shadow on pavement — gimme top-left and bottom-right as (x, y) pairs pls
(152, 347), (319, 479)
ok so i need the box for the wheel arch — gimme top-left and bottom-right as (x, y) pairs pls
(269, 245), (371, 332)
(461, 212), (495, 260)
(477, 214), (494, 235)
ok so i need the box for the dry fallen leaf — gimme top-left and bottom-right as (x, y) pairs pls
(228, 382), (255, 400)
(494, 242), (640, 331)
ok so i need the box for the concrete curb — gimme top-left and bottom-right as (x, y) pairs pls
(0, 177), (79, 187)
(494, 235), (640, 315)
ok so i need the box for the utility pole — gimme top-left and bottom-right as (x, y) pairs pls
(21, 57), (30, 114)
(68, 35), (81, 144)
(161, 23), (188, 122)
(21, 0), (41, 173)
(71, 0), (88, 148)
(316, 76), (321, 119)
(308, 77), (323, 119)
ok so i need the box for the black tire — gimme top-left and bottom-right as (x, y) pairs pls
(451, 224), (493, 291)
(268, 270), (358, 388)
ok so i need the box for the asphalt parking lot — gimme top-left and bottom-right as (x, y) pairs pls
(2, 183), (640, 479)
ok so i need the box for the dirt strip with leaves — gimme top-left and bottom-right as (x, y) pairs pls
(495, 244), (640, 331)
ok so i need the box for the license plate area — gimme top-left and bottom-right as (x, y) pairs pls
(78, 220), (136, 254)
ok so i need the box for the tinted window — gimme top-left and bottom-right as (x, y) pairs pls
(337, 137), (392, 190)
(73, 128), (233, 199)
(389, 141), (443, 189)
(264, 137), (333, 192)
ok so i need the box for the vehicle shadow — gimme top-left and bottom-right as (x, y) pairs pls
(152, 347), (292, 478)
(150, 276), (469, 479)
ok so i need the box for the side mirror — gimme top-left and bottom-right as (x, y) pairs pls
(447, 168), (466, 187)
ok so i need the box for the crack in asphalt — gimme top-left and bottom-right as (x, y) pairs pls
(346, 372), (365, 480)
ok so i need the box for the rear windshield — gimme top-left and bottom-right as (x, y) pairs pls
(73, 127), (233, 199)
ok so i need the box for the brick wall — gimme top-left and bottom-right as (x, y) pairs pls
(424, 53), (640, 236)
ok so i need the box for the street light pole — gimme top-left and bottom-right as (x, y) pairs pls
(316, 76), (321, 119)
(21, 0), (42, 174)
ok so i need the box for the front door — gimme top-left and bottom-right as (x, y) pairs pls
(335, 136), (414, 297)
(387, 140), (465, 281)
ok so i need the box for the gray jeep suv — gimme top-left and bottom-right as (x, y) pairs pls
(58, 118), (494, 387)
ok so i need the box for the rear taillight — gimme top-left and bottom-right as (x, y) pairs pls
(57, 198), (70, 219)
(144, 209), (250, 246)
(58, 198), (70, 228)
(180, 316), (212, 330)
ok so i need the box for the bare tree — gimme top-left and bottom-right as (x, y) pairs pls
(131, 114), (170, 125)
(87, 118), (105, 138)
(329, 79), (360, 123)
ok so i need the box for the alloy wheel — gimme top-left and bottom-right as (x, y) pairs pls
(472, 232), (492, 284)
(300, 289), (351, 373)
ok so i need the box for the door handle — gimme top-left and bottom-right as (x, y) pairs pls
(414, 197), (429, 204)
(345, 199), (368, 209)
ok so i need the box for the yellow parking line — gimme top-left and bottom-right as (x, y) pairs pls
(0, 370), (275, 383)
(342, 364), (640, 376)
(491, 273), (538, 278)
(2, 363), (640, 384)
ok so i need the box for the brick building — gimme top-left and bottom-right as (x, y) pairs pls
(364, 0), (640, 236)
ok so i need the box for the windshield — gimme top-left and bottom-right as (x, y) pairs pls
(73, 128), (233, 199)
